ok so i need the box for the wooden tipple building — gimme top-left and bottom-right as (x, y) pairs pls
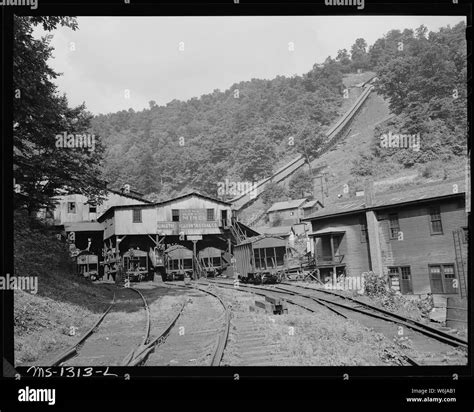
(40, 186), (151, 258)
(97, 192), (257, 279)
(302, 179), (468, 298)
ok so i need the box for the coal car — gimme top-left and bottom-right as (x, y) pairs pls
(163, 245), (193, 281)
(76, 251), (100, 281)
(122, 248), (151, 282)
(198, 247), (227, 277)
(233, 235), (286, 284)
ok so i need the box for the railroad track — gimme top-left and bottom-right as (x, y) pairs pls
(196, 280), (297, 366)
(203, 278), (467, 366)
(136, 282), (229, 366)
(50, 282), (230, 367)
(198, 278), (417, 366)
(278, 283), (468, 348)
(51, 286), (150, 366)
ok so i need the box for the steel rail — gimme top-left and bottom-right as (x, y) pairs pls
(279, 283), (468, 348)
(206, 279), (348, 318)
(199, 279), (344, 317)
(191, 284), (232, 366)
(121, 287), (151, 365)
(202, 279), (417, 366)
(50, 290), (116, 366)
(125, 299), (187, 366)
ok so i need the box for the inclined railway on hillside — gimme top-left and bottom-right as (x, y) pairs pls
(230, 79), (376, 212)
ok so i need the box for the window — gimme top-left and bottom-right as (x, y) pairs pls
(429, 264), (457, 294)
(254, 249), (263, 269)
(67, 202), (76, 213)
(265, 247), (276, 268)
(462, 227), (468, 244)
(206, 208), (215, 221)
(388, 213), (400, 239)
(359, 217), (368, 243)
(133, 209), (142, 223)
(172, 209), (179, 222)
(89, 205), (97, 213)
(429, 206), (443, 234)
(388, 266), (413, 294)
(333, 235), (343, 256)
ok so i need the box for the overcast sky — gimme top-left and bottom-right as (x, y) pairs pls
(34, 15), (465, 115)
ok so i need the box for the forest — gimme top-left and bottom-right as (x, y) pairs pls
(14, 17), (467, 212)
(90, 22), (466, 202)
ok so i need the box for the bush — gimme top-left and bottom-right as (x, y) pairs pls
(261, 182), (288, 206)
(363, 271), (388, 297)
(362, 270), (433, 321)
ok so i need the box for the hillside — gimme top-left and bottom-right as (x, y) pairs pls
(91, 60), (346, 201)
(89, 22), (466, 213)
(14, 211), (113, 365)
(239, 22), (467, 225)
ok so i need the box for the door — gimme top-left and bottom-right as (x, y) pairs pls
(388, 266), (413, 294)
(221, 210), (228, 227)
(388, 267), (400, 292)
(399, 267), (413, 294)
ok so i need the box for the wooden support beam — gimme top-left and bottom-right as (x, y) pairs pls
(148, 234), (158, 246)
(116, 235), (127, 243)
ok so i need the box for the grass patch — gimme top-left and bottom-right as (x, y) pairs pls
(268, 311), (404, 366)
(14, 287), (111, 365)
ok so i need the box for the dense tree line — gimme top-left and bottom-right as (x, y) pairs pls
(14, 19), (466, 212)
(13, 16), (107, 214)
(91, 63), (345, 200)
(351, 22), (467, 177)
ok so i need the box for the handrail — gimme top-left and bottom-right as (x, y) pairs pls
(316, 254), (345, 264)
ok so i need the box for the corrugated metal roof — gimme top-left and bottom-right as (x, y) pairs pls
(302, 178), (466, 221)
(267, 198), (307, 213)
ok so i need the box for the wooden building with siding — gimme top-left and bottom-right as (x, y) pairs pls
(97, 191), (258, 279)
(38, 185), (151, 263)
(302, 178), (468, 297)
